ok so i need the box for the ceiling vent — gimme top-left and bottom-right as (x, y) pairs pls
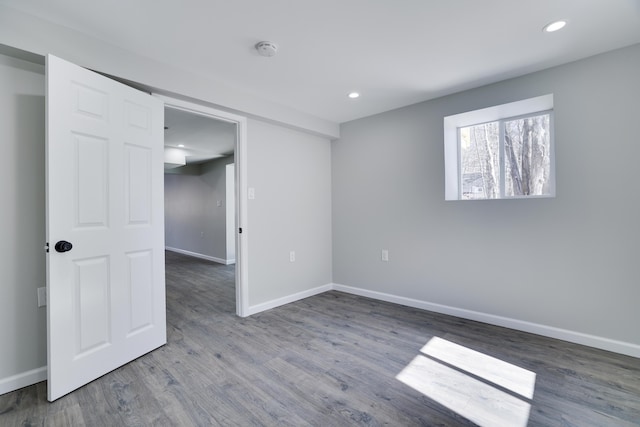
(255, 41), (278, 57)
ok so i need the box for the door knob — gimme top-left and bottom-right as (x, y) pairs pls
(54, 240), (73, 253)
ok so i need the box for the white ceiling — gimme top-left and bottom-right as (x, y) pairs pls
(2, 0), (640, 124)
(164, 107), (236, 164)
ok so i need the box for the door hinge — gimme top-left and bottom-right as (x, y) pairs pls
(238, 228), (243, 234)
(44, 242), (49, 253)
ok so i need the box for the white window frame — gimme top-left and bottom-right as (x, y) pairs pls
(444, 94), (555, 201)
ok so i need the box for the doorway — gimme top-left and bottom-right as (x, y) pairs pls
(158, 96), (248, 317)
(163, 107), (236, 265)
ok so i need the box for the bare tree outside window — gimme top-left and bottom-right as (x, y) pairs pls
(459, 113), (551, 199)
(460, 122), (499, 199)
(504, 114), (551, 196)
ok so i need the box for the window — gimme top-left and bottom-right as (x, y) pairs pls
(444, 95), (555, 200)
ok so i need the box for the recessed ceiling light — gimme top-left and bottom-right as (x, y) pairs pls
(178, 144), (185, 148)
(348, 92), (360, 99)
(543, 20), (567, 33)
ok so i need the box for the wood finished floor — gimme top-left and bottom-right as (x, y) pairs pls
(2, 251), (639, 426)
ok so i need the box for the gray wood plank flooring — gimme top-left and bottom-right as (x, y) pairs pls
(1, 250), (639, 426)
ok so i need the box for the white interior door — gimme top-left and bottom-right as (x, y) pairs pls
(46, 54), (166, 401)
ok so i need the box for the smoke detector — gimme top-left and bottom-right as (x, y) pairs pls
(255, 41), (278, 57)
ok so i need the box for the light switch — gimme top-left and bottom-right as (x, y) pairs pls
(248, 187), (255, 200)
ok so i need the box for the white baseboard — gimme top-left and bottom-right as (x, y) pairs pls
(246, 283), (333, 316)
(0, 366), (46, 396)
(331, 283), (640, 359)
(165, 247), (235, 265)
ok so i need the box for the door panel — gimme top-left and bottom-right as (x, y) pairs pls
(74, 256), (110, 354)
(46, 54), (166, 401)
(124, 144), (152, 224)
(126, 250), (154, 334)
(75, 133), (109, 226)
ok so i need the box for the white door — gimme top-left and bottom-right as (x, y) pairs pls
(46, 55), (166, 401)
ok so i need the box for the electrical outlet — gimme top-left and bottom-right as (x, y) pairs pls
(37, 287), (46, 307)
(289, 251), (296, 262)
(381, 249), (389, 262)
(248, 187), (255, 200)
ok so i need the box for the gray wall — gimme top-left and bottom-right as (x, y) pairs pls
(332, 44), (640, 351)
(247, 119), (333, 307)
(164, 156), (235, 263)
(0, 54), (46, 383)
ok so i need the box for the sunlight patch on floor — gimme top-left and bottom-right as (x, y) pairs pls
(396, 337), (536, 427)
(421, 337), (536, 399)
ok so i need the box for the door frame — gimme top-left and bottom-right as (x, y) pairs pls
(156, 95), (249, 317)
